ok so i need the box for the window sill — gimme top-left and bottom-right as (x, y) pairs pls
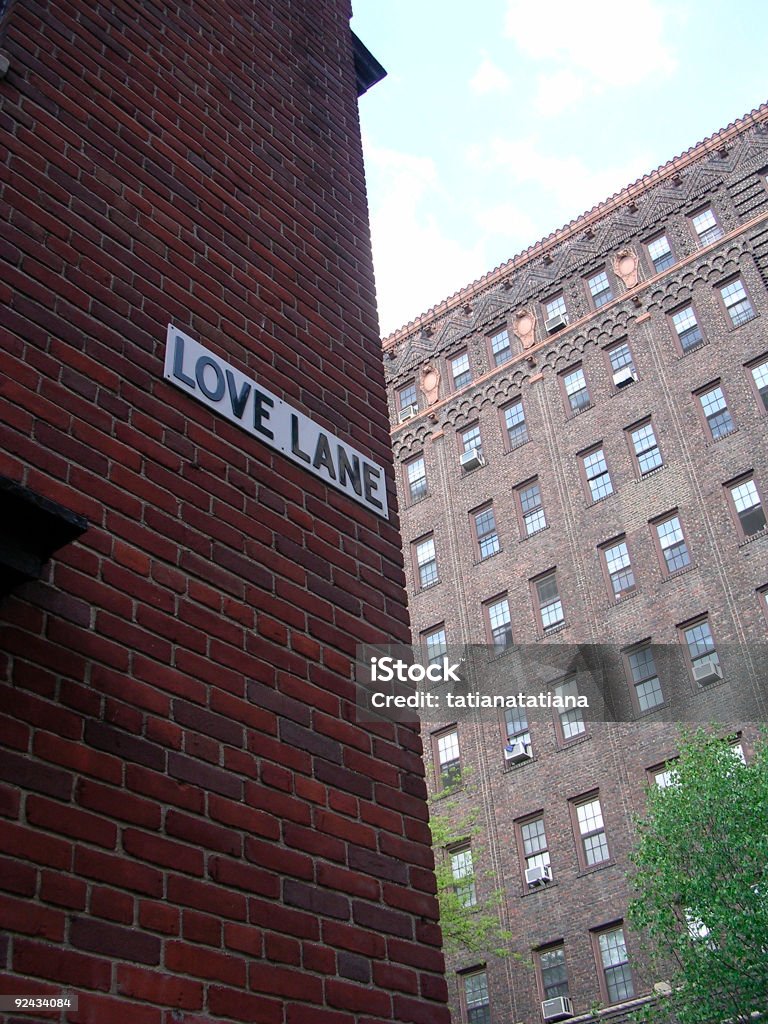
(677, 337), (709, 358)
(634, 700), (670, 719)
(575, 859), (615, 878)
(661, 562), (698, 583)
(611, 588), (639, 606)
(474, 548), (503, 566)
(417, 579), (441, 594)
(505, 437), (532, 455)
(519, 524), (549, 542)
(635, 463), (666, 482)
(705, 426), (738, 446)
(565, 402), (594, 421)
(586, 491), (616, 508)
(537, 622), (567, 640)
(738, 527), (768, 548)
(519, 879), (557, 898)
(555, 731), (591, 752)
(503, 752), (536, 773)
(408, 492), (431, 507)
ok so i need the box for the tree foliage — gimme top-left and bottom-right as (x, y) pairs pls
(429, 789), (513, 957)
(629, 730), (768, 1024)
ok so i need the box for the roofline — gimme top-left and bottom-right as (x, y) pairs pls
(382, 101), (768, 349)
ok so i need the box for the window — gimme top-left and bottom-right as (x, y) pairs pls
(450, 846), (476, 907)
(460, 423), (483, 459)
(574, 795), (609, 867)
(626, 643), (663, 712)
(463, 971), (490, 1024)
(749, 357), (768, 412)
(628, 419), (663, 475)
(503, 399), (528, 448)
(760, 585), (768, 628)
(490, 328), (512, 366)
(588, 270), (612, 308)
(692, 207), (723, 246)
(519, 815), (550, 874)
(405, 454), (427, 501)
(534, 571), (564, 633)
(473, 504), (500, 560)
(697, 383), (734, 440)
(414, 535), (438, 589)
(397, 382), (418, 415)
(602, 537), (635, 598)
(423, 625), (447, 667)
(671, 304), (703, 352)
(486, 596), (513, 651)
(652, 765), (676, 788)
(555, 677), (586, 741)
(727, 475), (766, 537)
(450, 351), (472, 390)
(596, 926), (634, 1002)
(648, 233), (674, 273)
(681, 617), (720, 682)
(720, 278), (755, 327)
(654, 513), (691, 574)
(538, 946), (569, 1000)
(582, 447), (614, 502)
(516, 478), (546, 536)
(545, 294), (568, 324)
(504, 707), (531, 756)
(607, 340), (637, 387)
(435, 728), (460, 789)
(562, 366), (591, 413)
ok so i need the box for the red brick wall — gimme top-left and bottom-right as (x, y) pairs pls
(0, 2), (449, 1021)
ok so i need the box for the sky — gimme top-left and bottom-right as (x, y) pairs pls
(351, 0), (768, 338)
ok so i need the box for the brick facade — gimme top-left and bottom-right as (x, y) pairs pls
(385, 106), (768, 1024)
(0, 2), (449, 1022)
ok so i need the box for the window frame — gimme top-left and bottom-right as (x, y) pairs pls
(605, 339), (638, 389)
(501, 398), (529, 450)
(396, 381), (418, 414)
(669, 302), (704, 355)
(694, 381), (735, 441)
(592, 924), (635, 1004)
(536, 944), (570, 1002)
(718, 276), (756, 329)
(679, 615), (721, 686)
(515, 812), (550, 882)
(746, 354), (768, 414)
(403, 453), (428, 503)
(623, 641), (664, 715)
(691, 205), (724, 247)
(488, 327), (512, 367)
(599, 535), (636, 600)
(413, 533), (439, 590)
(483, 594), (513, 652)
(532, 569), (565, 635)
(432, 726), (461, 791)
(553, 676), (587, 745)
(502, 706), (531, 759)
(543, 292), (568, 326)
(626, 417), (663, 476)
(449, 843), (477, 908)
(459, 422), (483, 459)
(449, 350), (472, 391)
(579, 444), (614, 504)
(571, 792), (610, 871)
(515, 476), (547, 538)
(651, 511), (692, 576)
(460, 969), (491, 1024)
(559, 364), (592, 415)
(646, 232), (675, 274)
(422, 624), (447, 667)
(725, 473), (766, 540)
(758, 585), (768, 629)
(586, 268), (613, 309)
(472, 502), (500, 561)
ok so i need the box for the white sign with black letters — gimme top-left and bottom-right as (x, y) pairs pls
(164, 325), (389, 519)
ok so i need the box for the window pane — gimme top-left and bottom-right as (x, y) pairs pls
(584, 448), (613, 501)
(721, 279), (754, 327)
(398, 383), (417, 409)
(546, 295), (567, 320)
(491, 329), (511, 366)
(520, 481), (546, 535)
(672, 306), (703, 351)
(505, 400), (528, 446)
(451, 847), (476, 907)
(700, 386), (733, 439)
(608, 343), (634, 373)
(505, 707), (529, 748)
(693, 208), (722, 245)
(589, 271), (612, 307)
(461, 424), (482, 453)
(489, 599), (512, 649)
(416, 537), (438, 587)
(465, 973), (490, 1024)
(476, 507), (499, 559)
(656, 516), (690, 572)
(599, 929), (634, 1001)
(407, 456), (427, 499)
(648, 234), (674, 271)
(451, 352), (471, 388)
(631, 422), (662, 474)
(751, 361), (768, 411)
(605, 540), (634, 595)
(438, 731), (460, 787)
(564, 368), (590, 411)
(425, 628), (447, 666)
(731, 479), (766, 535)
(541, 947), (569, 998)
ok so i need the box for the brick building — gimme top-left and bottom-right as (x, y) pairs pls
(0, 3), (450, 1023)
(384, 105), (768, 1024)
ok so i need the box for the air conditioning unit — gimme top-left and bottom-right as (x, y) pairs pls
(693, 661), (723, 685)
(460, 448), (485, 471)
(526, 863), (552, 887)
(545, 313), (568, 334)
(613, 366), (638, 388)
(505, 740), (532, 763)
(399, 404), (418, 422)
(541, 996), (573, 1021)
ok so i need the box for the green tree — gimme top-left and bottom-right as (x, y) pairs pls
(629, 730), (768, 1024)
(429, 793), (513, 957)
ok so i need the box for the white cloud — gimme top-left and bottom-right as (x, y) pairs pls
(469, 55), (512, 96)
(504, 0), (677, 114)
(363, 141), (487, 334)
